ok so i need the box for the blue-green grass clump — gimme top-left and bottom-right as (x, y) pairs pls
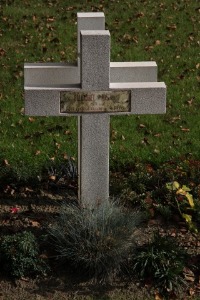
(48, 199), (143, 282)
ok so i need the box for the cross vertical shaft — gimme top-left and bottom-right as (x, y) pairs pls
(78, 31), (110, 206)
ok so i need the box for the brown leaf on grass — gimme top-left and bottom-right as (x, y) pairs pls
(66, 6), (76, 11)
(187, 99), (193, 106)
(145, 45), (154, 51)
(155, 40), (161, 45)
(135, 12), (145, 18)
(111, 130), (117, 140)
(167, 24), (177, 30)
(55, 142), (61, 149)
(0, 48), (6, 56)
(180, 127), (190, 132)
(28, 117), (35, 122)
(64, 130), (72, 135)
(123, 33), (132, 42)
(3, 159), (9, 166)
(183, 267), (195, 282)
(63, 153), (68, 160)
(154, 133), (162, 137)
(32, 15), (36, 22)
(47, 17), (55, 22)
(141, 137), (150, 145)
(154, 148), (160, 154)
(188, 35), (194, 41)
(132, 36), (139, 44)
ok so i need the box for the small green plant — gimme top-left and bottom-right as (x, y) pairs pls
(48, 199), (144, 282)
(166, 181), (197, 232)
(131, 233), (186, 296)
(0, 231), (49, 278)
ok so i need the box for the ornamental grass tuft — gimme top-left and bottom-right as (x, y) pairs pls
(48, 199), (143, 282)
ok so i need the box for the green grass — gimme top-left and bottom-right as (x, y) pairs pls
(0, 0), (200, 181)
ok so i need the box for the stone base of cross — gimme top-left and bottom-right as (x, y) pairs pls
(24, 12), (166, 206)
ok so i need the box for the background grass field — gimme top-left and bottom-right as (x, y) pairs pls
(0, 0), (200, 183)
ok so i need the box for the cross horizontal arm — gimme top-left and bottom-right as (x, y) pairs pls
(24, 61), (157, 87)
(25, 81), (166, 116)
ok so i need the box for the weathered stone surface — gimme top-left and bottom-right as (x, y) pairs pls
(24, 63), (79, 87)
(24, 62), (157, 87)
(77, 12), (105, 56)
(110, 62), (157, 82)
(79, 30), (111, 205)
(81, 30), (110, 90)
(78, 114), (109, 205)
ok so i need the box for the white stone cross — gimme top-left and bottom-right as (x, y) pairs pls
(24, 12), (166, 206)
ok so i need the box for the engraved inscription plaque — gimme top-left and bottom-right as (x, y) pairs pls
(60, 90), (130, 113)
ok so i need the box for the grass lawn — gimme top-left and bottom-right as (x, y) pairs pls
(0, 0), (199, 182)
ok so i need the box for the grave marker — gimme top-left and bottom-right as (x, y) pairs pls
(24, 13), (166, 206)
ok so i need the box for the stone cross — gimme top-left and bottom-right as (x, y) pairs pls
(24, 12), (166, 206)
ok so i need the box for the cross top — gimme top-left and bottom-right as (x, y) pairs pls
(24, 12), (166, 206)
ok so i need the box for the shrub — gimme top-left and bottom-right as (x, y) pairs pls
(48, 199), (143, 282)
(131, 233), (186, 295)
(0, 231), (49, 278)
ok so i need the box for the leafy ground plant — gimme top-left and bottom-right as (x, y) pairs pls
(0, 231), (49, 278)
(131, 233), (187, 296)
(48, 199), (144, 282)
(166, 181), (197, 232)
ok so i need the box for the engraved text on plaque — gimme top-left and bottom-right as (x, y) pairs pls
(60, 90), (130, 113)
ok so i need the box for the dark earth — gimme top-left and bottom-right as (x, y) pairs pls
(1, 174), (200, 300)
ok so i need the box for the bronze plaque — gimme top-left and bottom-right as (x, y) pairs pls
(60, 90), (130, 113)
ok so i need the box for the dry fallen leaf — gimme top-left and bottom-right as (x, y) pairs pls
(49, 175), (56, 181)
(0, 48), (6, 56)
(64, 130), (71, 135)
(155, 291), (163, 300)
(155, 40), (161, 45)
(28, 117), (35, 122)
(136, 12), (145, 18)
(154, 133), (162, 137)
(30, 220), (40, 227)
(189, 287), (195, 296)
(63, 153), (68, 160)
(3, 159), (9, 166)
(180, 127), (190, 132)
(183, 267), (195, 282)
(167, 24), (177, 30)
